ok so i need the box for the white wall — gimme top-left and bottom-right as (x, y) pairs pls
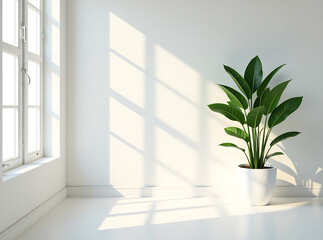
(67, 0), (323, 193)
(0, 0), (67, 233)
(0, 159), (66, 233)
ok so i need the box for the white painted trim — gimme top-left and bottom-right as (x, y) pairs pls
(2, 156), (61, 182)
(0, 188), (67, 240)
(67, 186), (323, 198)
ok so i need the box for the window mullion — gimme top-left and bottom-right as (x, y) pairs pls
(1, 43), (21, 56)
(25, 0), (43, 163)
(17, 0), (24, 167)
(27, 2), (39, 13)
(21, 0), (28, 164)
(26, 51), (42, 63)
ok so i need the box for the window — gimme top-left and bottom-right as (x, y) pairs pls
(1, 0), (43, 171)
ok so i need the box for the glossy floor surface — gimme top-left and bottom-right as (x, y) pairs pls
(18, 197), (323, 240)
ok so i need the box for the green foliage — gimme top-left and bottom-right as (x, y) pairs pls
(224, 65), (252, 99)
(247, 106), (265, 128)
(268, 97), (303, 128)
(208, 103), (245, 124)
(224, 127), (249, 142)
(219, 143), (245, 152)
(262, 80), (290, 115)
(257, 64), (285, 99)
(208, 57), (303, 169)
(270, 131), (301, 147)
(266, 152), (284, 160)
(219, 85), (248, 109)
(244, 56), (263, 93)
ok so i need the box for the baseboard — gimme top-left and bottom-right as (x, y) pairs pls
(67, 186), (232, 198)
(0, 188), (67, 240)
(67, 186), (323, 198)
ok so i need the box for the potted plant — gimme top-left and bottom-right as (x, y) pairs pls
(208, 56), (302, 205)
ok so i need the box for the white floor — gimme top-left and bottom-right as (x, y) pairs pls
(17, 197), (323, 240)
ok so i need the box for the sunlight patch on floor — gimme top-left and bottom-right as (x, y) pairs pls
(97, 197), (308, 230)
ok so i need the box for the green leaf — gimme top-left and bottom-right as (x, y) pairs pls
(219, 85), (248, 109)
(270, 131), (301, 147)
(208, 103), (245, 124)
(224, 127), (249, 142)
(262, 80), (291, 115)
(219, 143), (245, 152)
(268, 97), (303, 128)
(244, 56), (263, 93)
(224, 65), (252, 99)
(254, 88), (269, 108)
(253, 97), (260, 108)
(257, 64), (286, 99)
(247, 106), (265, 128)
(266, 152), (284, 159)
(260, 88), (270, 104)
(227, 101), (243, 112)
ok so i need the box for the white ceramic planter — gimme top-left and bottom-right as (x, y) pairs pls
(237, 164), (277, 206)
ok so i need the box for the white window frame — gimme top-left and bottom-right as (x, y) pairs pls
(1, 0), (44, 171)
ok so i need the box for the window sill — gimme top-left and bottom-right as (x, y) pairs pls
(2, 156), (60, 182)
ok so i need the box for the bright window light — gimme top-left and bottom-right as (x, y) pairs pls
(2, 0), (19, 46)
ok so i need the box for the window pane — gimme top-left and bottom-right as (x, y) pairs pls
(28, 7), (41, 55)
(2, 0), (19, 46)
(28, 108), (40, 152)
(2, 52), (18, 105)
(29, 0), (40, 9)
(28, 61), (40, 105)
(3, 108), (18, 161)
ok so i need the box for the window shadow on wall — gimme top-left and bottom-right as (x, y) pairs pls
(105, 3), (322, 198)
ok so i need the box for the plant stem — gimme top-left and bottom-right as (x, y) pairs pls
(258, 127), (260, 166)
(262, 127), (272, 167)
(252, 127), (258, 168)
(260, 114), (269, 165)
(243, 151), (251, 166)
(263, 146), (273, 165)
(243, 109), (254, 168)
(241, 123), (254, 168)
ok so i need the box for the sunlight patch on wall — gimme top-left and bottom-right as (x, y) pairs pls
(51, 115), (60, 156)
(51, 0), (60, 22)
(206, 110), (243, 170)
(51, 24), (60, 66)
(154, 126), (199, 186)
(205, 79), (241, 162)
(155, 82), (199, 143)
(109, 12), (146, 69)
(109, 94), (145, 187)
(109, 134), (144, 187)
(43, 0), (61, 158)
(276, 168), (297, 186)
(109, 52), (145, 108)
(206, 79), (228, 105)
(155, 44), (201, 104)
(51, 73), (60, 156)
(109, 98), (145, 151)
(51, 73), (60, 115)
